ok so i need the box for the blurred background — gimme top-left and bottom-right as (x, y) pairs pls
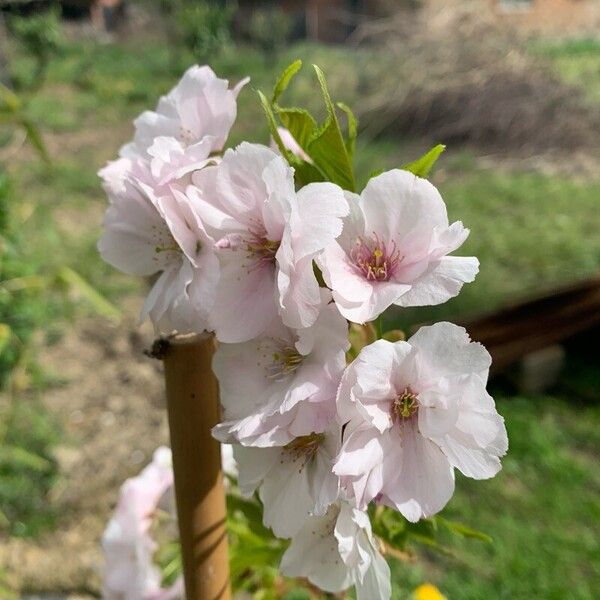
(0, 0), (598, 598)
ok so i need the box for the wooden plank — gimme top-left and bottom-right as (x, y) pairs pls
(461, 276), (600, 373)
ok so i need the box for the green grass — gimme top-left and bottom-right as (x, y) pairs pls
(531, 37), (600, 104)
(2, 29), (599, 596)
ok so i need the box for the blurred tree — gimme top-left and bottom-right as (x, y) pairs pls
(155, 0), (234, 64)
(248, 5), (292, 66)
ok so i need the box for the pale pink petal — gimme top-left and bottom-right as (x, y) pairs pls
(383, 422), (455, 522)
(394, 256), (479, 307)
(360, 169), (448, 242)
(409, 322), (491, 380)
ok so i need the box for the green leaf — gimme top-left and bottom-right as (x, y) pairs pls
(307, 65), (356, 191)
(337, 101), (358, 157)
(402, 144), (446, 178)
(0, 445), (51, 471)
(257, 89), (294, 163)
(21, 118), (50, 164)
(272, 59), (303, 104)
(0, 323), (11, 356)
(226, 493), (273, 540)
(276, 107), (317, 149)
(435, 516), (493, 543)
(54, 266), (121, 321)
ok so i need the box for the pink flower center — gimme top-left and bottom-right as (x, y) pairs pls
(393, 388), (419, 420)
(283, 433), (324, 472)
(350, 234), (402, 281)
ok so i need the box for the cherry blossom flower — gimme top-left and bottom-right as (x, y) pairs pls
(101, 447), (182, 600)
(333, 322), (507, 522)
(212, 289), (349, 447)
(190, 142), (348, 342)
(98, 161), (219, 333)
(121, 65), (249, 160)
(280, 500), (391, 600)
(233, 423), (341, 537)
(318, 169), (479, 323)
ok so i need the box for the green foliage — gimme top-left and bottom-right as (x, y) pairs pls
(0, 398), (60, 537)
(227, 492), (289, 595)
(248, 6), (292, 64)
(6, 7), (64, 91)
(371, 505), (491, 562)
(171, 0), (233, 62)
(0, 567), (16, 600)
(260, 60), (357, 190)
(0, 83), (50, 162)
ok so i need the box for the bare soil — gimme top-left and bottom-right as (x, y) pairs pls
(0, 311), (170, 597)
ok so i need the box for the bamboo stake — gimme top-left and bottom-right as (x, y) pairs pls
(159, 332), (231, 600)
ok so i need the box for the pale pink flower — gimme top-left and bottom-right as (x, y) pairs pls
(271, 127), (313, 163)
(233, 423), (341, 537)
(212, 289), (349, 447)
(190, 142), (348, 342)
(147, 135), (217, 186)
(98, 161), (219, 334)
(121, 65), (249, 159)
(101, 447), (181, 600)
(280, 500), (391, 600)
(333, 322), (508, 522)
(318, 169), (479, 323)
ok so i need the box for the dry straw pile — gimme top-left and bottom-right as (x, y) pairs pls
(355, 1), (600, 154)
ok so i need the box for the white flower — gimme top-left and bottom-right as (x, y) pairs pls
(333, 322), (508, 522)
(232, 424), (341, 538)
(121, 65), (248, 160)
(191, 142), (348, 342)
(318, 169), (479, 323)
(280, 501), (391, 600)
(212, 289), (349, 447)
(97, 161), (219, 334)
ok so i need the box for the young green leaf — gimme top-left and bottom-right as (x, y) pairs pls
(402, 144), (446, 178)
(272, 59), (303, 104)
(54, 266), (121, 321)
(337, 101), (358, 158)
(257, 89), (293, 161)
(306, 65), (356, 191)
(435, 516), (493, 543)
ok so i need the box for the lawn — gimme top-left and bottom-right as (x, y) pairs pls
(1, 29), (599, 598)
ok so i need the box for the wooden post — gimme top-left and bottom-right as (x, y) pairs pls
(160, 333), (231, 600)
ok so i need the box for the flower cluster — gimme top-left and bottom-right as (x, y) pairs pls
(99, 64), (507, 599)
